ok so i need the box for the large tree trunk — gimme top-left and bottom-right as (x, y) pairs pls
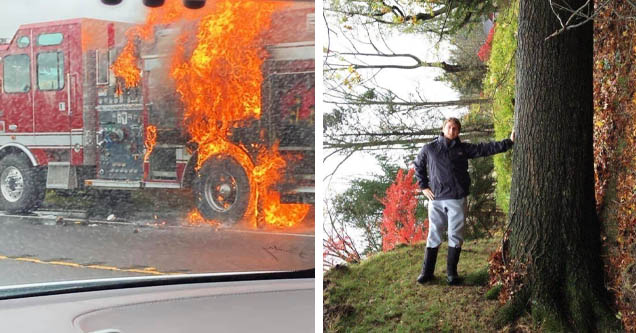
(507, 0), (617, 330)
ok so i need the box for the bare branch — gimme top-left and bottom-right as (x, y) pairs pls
(325, 138), (435, 149)
(324, 98), (490, 107)
(334, 127), (493, 138)
(323, 148), (359, 181)
(324, 4), (449, 26)
(545, 0), (612, 40)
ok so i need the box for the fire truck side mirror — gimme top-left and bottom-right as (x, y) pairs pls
(143, 0), (165, 7)
(100, 0), (206, 8)
(183, 0), (205, 9)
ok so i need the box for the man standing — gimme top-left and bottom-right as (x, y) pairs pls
(414, 117), (514, 285)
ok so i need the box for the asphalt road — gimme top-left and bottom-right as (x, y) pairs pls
(0, 213), (314, 287)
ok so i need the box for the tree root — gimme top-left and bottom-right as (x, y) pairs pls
(494, 279), (621, 332)
(494, 287), (530, 329)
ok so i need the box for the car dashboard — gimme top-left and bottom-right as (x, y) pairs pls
(0, 270), (314, 332)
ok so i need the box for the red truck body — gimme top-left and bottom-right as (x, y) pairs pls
(0, 4), (314, 222)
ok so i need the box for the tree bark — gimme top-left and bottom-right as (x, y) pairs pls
(507, 0), (618, 330)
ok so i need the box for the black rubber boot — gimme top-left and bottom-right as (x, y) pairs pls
(416, 247), (438, 284)
(447, 246), (462, 285)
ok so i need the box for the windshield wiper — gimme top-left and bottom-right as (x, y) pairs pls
(0, 268), (314, 300)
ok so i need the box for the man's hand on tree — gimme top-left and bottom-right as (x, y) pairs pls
(511, 130), (515, 142)
(423, 188), (434, 201)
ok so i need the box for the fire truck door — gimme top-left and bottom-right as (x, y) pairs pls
(1, 34), (34, 136)
(31, 28), (73, 157)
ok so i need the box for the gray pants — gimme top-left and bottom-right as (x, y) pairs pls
(426, 197), (467, 248)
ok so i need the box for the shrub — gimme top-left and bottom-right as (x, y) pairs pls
(478, 23), (496, 62)
(379, 168), (428, 251)
(483, 1), (518, 213)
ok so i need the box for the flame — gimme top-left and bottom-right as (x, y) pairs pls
(144, 125), (157, 162)
(187, 209), (220, 227)
(252, 144), (286, 187)
(170, 0), (275, 169)
(114, 83), (123, 97)
(253, 145), (310, 228)
(110, 0), (204, 88)
(111, 38), (140, 88)
(115, 0), (311, 228)
(263, 193), (311, 228)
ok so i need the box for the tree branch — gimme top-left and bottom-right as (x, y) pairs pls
(324, 98), (490, 107)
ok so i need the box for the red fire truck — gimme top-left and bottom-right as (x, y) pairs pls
(0, 5), (314, 223)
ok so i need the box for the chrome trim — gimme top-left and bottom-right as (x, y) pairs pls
(144, 181), (180, 189)
(1, 166), (24, 202)
(84, 179), (182, 189)
(0, 132), (83, 147)
(284, 186), (314, 194)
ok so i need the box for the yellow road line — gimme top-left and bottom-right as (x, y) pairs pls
(1, 255), (171, 276)
(48, 261), (83, 268)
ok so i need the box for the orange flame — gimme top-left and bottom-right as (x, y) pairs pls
(253, 145), (310, 228)
(170, 0), (276, 169)
(117, 0), (311, 228)
(110, 0), (204, 88)
(144, 125), (157, 162)
(187, 209), (220, 227)
(111, 38), (140, 88)
(263, 193), (311, 228)
(114, 83), (123, 97)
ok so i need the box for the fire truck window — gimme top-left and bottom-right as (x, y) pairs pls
(16, 36), (29, 48)
(2, 54), (30, 93)
(97, 50), (109, 85)
(37, 33), (63, 46)
(37, 51), (64, 90)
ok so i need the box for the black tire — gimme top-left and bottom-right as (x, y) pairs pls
(194, 156), (250, 224)
(0, 154), (45, 213)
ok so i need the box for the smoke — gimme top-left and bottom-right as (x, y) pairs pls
(0, 0), (145, 39)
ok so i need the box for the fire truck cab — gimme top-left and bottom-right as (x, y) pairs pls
(0, 7), (314, 224)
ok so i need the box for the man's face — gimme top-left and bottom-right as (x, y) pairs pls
(443, 121), (460, 140)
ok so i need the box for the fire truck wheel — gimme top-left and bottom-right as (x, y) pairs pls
(194, 156), (250, 224)
(0, 154), (45, 213)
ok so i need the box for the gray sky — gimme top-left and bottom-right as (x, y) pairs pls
(322, 30), (460, 193)
(0, 0), (146, 39)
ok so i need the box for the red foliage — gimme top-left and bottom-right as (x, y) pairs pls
(593, 3), (636, 330)
(478, 23), (496, 62)
(323, 225), (361, 269)
(379, 168), (428, 252)
(488, 236), (526, 304)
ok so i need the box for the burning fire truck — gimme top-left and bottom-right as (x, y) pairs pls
(0, 1), (314, 226)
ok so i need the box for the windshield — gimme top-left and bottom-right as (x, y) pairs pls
(0, 0), (314, 290)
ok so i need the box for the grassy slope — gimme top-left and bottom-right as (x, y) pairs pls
(324, 238), (504, 332)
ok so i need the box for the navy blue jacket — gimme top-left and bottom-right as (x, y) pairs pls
(414, 134), (513, 200)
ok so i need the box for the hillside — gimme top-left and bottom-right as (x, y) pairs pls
(324, 238), (532, 332)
